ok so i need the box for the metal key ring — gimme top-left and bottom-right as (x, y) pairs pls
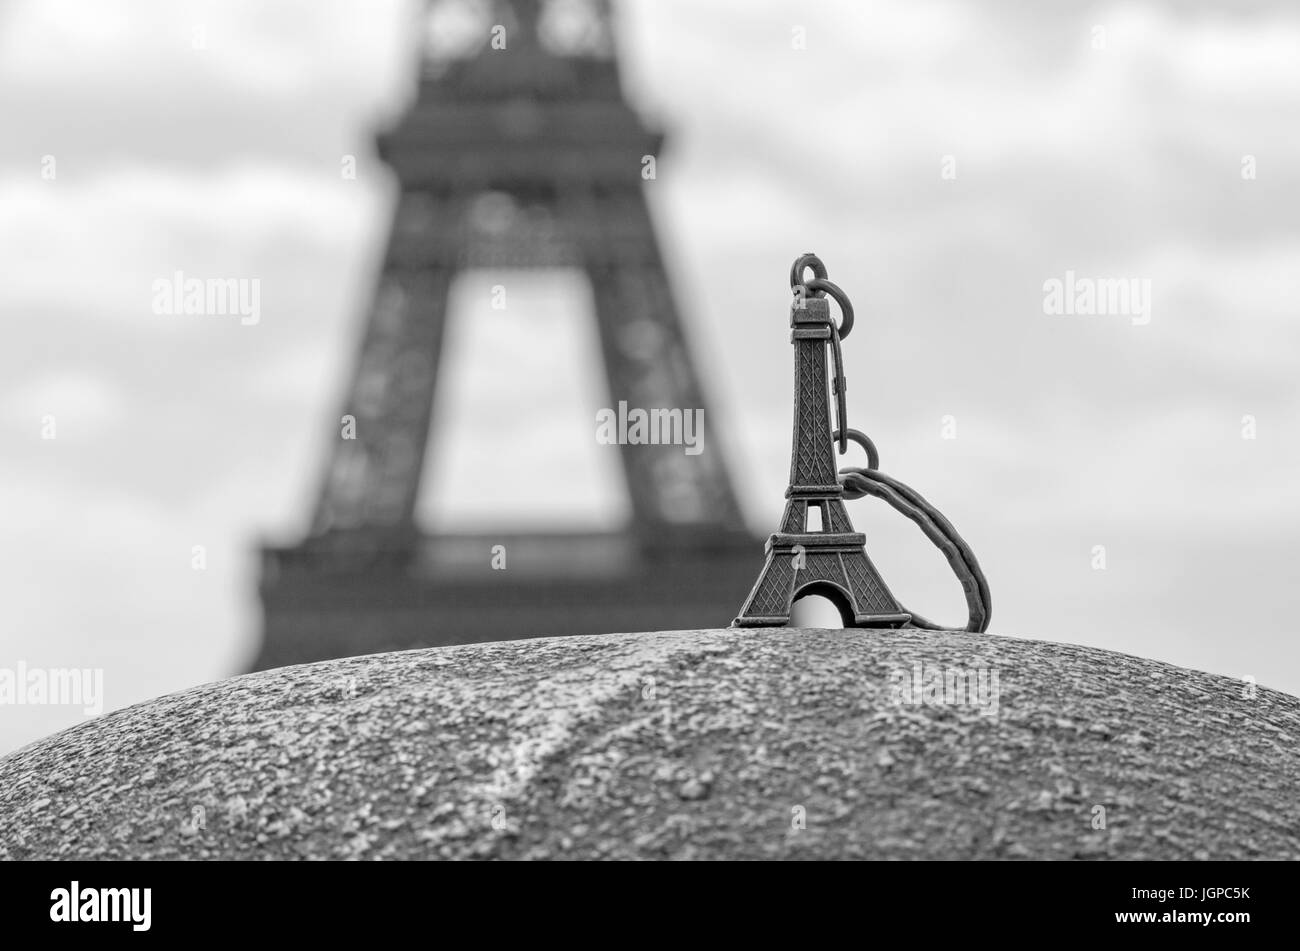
(832, 427), (879, 471)
(805, 277), (854, 340)
(789, 253), (828, 295)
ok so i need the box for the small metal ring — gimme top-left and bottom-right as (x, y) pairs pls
(789, 253), (828, 297)
(805, 277), (854, 340)
(832, 428), (879, 470)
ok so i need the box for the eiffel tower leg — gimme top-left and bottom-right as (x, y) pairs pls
(733, 543), (796, 625)
(310, 191), (457, 553)
(571, 186), (748, 546)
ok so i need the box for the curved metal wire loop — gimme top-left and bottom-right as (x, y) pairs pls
(836, 461), (992, 633)
(789, 253), (828, 295)
(831, 427), (880, 473)
(804, 277), (854, 341)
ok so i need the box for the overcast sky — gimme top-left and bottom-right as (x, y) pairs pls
(2, 0), (1298, 753)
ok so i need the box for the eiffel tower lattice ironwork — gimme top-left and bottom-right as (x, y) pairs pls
(252, 0), (759, 669)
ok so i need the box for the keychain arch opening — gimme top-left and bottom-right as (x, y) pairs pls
(790, 580), (863, 629)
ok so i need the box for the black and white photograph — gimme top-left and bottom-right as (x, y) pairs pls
(0, 0), (1294, 933)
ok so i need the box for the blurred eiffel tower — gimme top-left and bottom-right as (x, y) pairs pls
(252, 0), (759, 669)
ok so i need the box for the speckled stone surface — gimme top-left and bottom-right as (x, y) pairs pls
(2, 628), (1297, 860)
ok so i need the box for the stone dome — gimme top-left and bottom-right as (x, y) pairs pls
(2, 628), (1297, 859)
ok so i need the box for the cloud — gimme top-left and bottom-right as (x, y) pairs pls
(1, 371), (126, 437)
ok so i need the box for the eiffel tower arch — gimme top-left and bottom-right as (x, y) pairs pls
(252, 0), (761, 669)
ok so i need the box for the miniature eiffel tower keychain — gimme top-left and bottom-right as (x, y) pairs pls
(733, 253), (991, 632)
